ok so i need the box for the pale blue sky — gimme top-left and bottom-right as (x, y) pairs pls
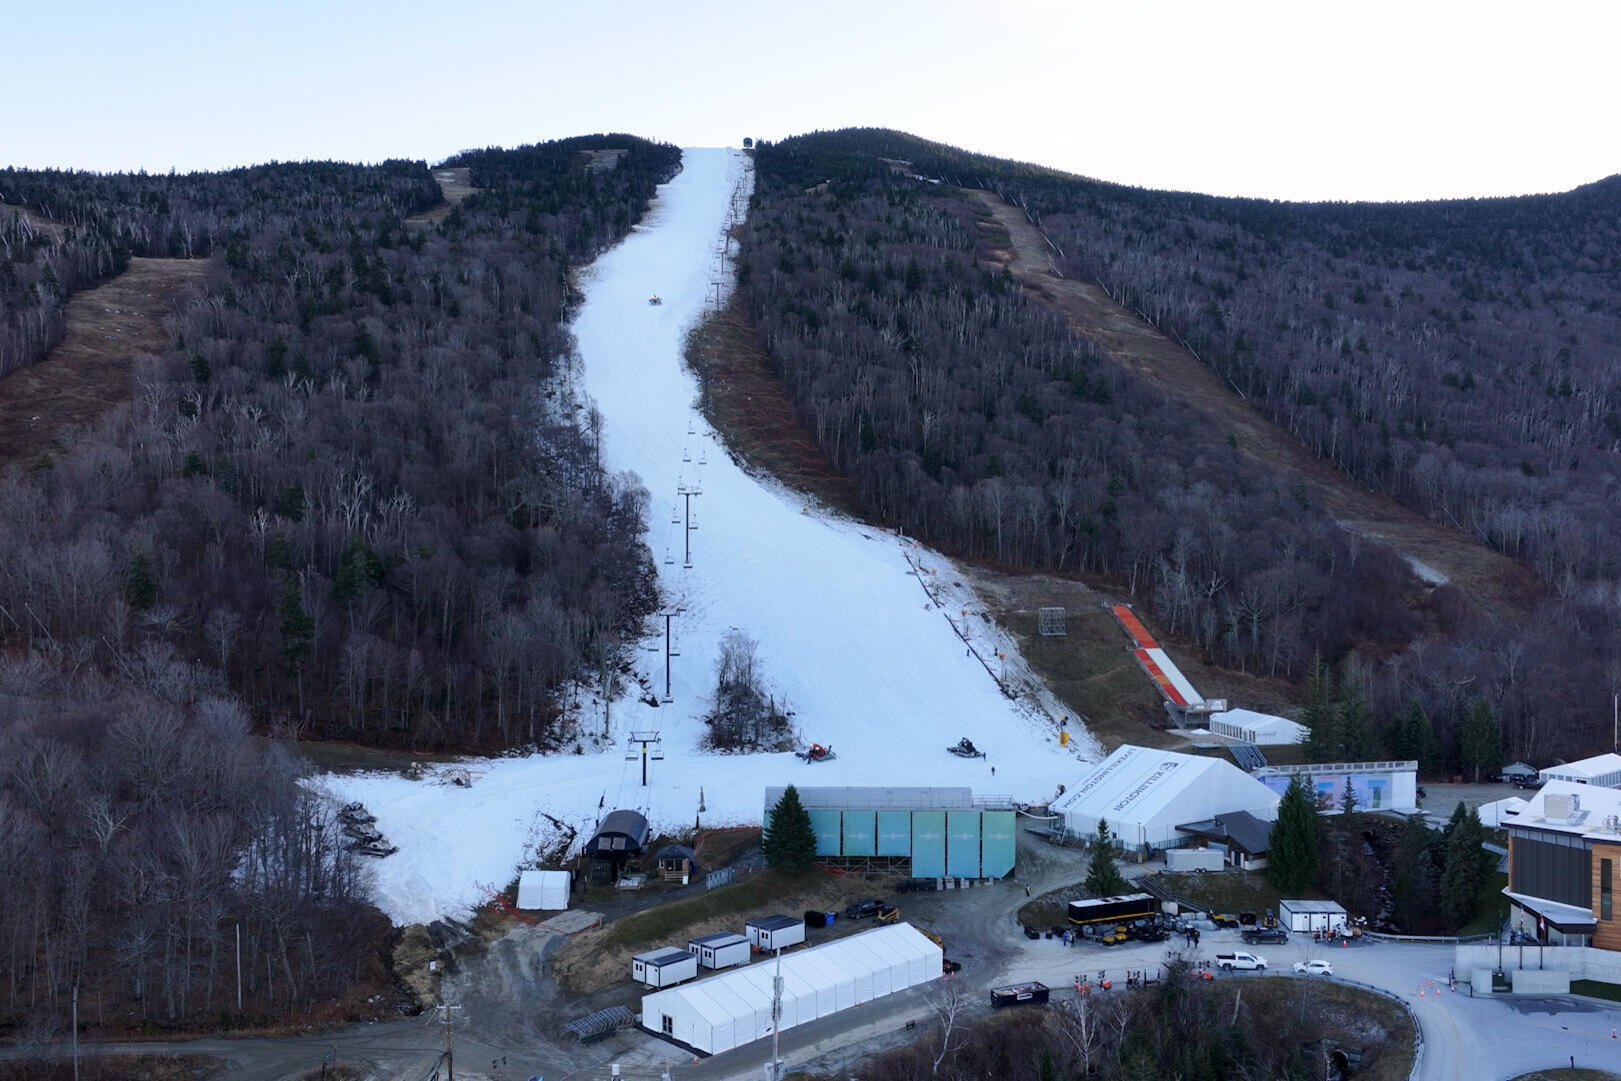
(7, 0), (1616, 201)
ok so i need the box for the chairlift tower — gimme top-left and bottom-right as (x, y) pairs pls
(677, 482), (702, 567)
(627, 731), (664, 787)
(660, 608), (683, 703)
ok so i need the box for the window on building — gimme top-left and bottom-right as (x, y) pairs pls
(1603, 858), (1613, 921)
(662, 1014), (674, 1035)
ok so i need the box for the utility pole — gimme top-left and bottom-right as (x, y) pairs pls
(71, 984), (79, 1081)
(235, 923), (242, 1013)
(436, 1002), (462, 1080)
(769, 948), (784, 1081)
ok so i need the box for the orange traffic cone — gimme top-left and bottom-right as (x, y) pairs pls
(1419, 987), (1425, 997)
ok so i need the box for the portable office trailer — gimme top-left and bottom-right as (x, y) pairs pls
(633, 947), (699, 988)
(745, 914), (805, 952)
(689, 931), (750, 970)
(1278, 899), (1347, 934)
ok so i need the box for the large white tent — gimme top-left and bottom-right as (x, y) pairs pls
(640, 922), (941, 1055)
(1052, 744), (1279, 852)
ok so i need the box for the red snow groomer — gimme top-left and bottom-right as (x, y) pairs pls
(795, 742), (837, 763)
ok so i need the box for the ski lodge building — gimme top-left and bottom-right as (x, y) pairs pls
(1502, 780), (1621, 950)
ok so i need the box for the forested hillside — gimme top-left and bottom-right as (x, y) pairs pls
(0, 136), (679, 1035)
(739, 131), (1621, 766)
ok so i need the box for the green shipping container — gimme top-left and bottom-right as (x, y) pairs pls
(946, 811), (982, 877)
(980, 810), (1016, 877)
(911, 811), (946, 877)
(876, 810), (912, 856)
(808, 809), (843, 856)
(841, 810), (876, 856)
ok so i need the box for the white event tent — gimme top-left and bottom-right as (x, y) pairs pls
(640, 922), (940, 1055)
(1052, 744), (1279, 853)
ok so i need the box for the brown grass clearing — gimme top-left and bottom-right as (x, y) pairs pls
(406, 167), (478, 227)
(974, 191), (1545, 626)
(0, 257), (205, 470)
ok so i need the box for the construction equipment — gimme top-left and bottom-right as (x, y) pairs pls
(648, 294), (662, 305)
(794, 742), (837, 763)
(947, 737), (986, 759)
(876, 903), (901, 924)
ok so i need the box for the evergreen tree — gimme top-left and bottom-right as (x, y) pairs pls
(124, 552), (157, 611)
(1335, 668), (1373, 759)
(1302, 653), (1338, 759)
(1085, 818), (1129, 896)
(1459, 698), (1501, 784)
(1390, 814), (1441, 932)
(1387, 698), (1437, 769)
(763, 784), (816, 873)
(1268, 776), (1320, 894)
(1440, 802), (1489, 929)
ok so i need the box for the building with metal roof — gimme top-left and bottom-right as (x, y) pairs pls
(1051, 745), (1279, 853)
(1540, 753), (1621, 789)
(640, 922), (941, 1055)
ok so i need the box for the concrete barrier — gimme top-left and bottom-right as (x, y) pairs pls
(1510, 968), (1570, 994)
(1454, 944), (1621, 988)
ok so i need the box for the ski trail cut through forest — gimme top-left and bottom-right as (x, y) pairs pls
(406, 166), (478, 228)
(974, 192), (1545, 624)
(0, 257), (205, 467)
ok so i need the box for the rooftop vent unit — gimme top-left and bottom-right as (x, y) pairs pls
(1544, 793), (1573, 820)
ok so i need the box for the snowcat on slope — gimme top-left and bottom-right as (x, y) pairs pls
(947, 737), (986, 759)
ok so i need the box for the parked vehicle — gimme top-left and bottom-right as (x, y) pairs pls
(876, 903), (901, 924)
(1293, 959), (1334, 976)
(990, 981), (1049, 1008)
(1241, 927), (1289, 945)
(1215, 951), (1268, 971)
(845, 898), (885, 920)
(1210, 912), (1242, 928)
(794, 742), (836, 763)
(947, 737), (986, 759)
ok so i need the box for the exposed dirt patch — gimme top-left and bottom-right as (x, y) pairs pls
(406, 167), (478, 228)
(0, 257), (205, 469)
(974, 191), (1546, 625)
(581, 148), (627, 174)
(963, 568), (1301, 753)
(684, 299), (862, 514)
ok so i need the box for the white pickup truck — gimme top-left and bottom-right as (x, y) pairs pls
(1214, 951), (1268, 971)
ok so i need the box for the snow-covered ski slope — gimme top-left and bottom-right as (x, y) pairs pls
(321, 148), (1098, 926)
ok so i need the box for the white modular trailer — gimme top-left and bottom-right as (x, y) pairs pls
(689, 931), (751, 970)
(745, 914), (805, 952)
(643, 922), (941, 1055)
(515, 869), (571, 911)
(1165, 846), (1225, 872)
(634, 947), (700, 988)
(1279, 899), (1347, 934)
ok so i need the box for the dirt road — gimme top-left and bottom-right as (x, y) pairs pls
(975, 193), (1545, 624)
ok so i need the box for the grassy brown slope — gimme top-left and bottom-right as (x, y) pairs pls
(0, 257), (205, 468)
(684, 297), (860, 512)
(974, 192), (1545, 624)
(405, 166), (478, 227)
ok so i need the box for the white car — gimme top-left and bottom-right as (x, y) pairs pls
(1293, 959), (1334, 976)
